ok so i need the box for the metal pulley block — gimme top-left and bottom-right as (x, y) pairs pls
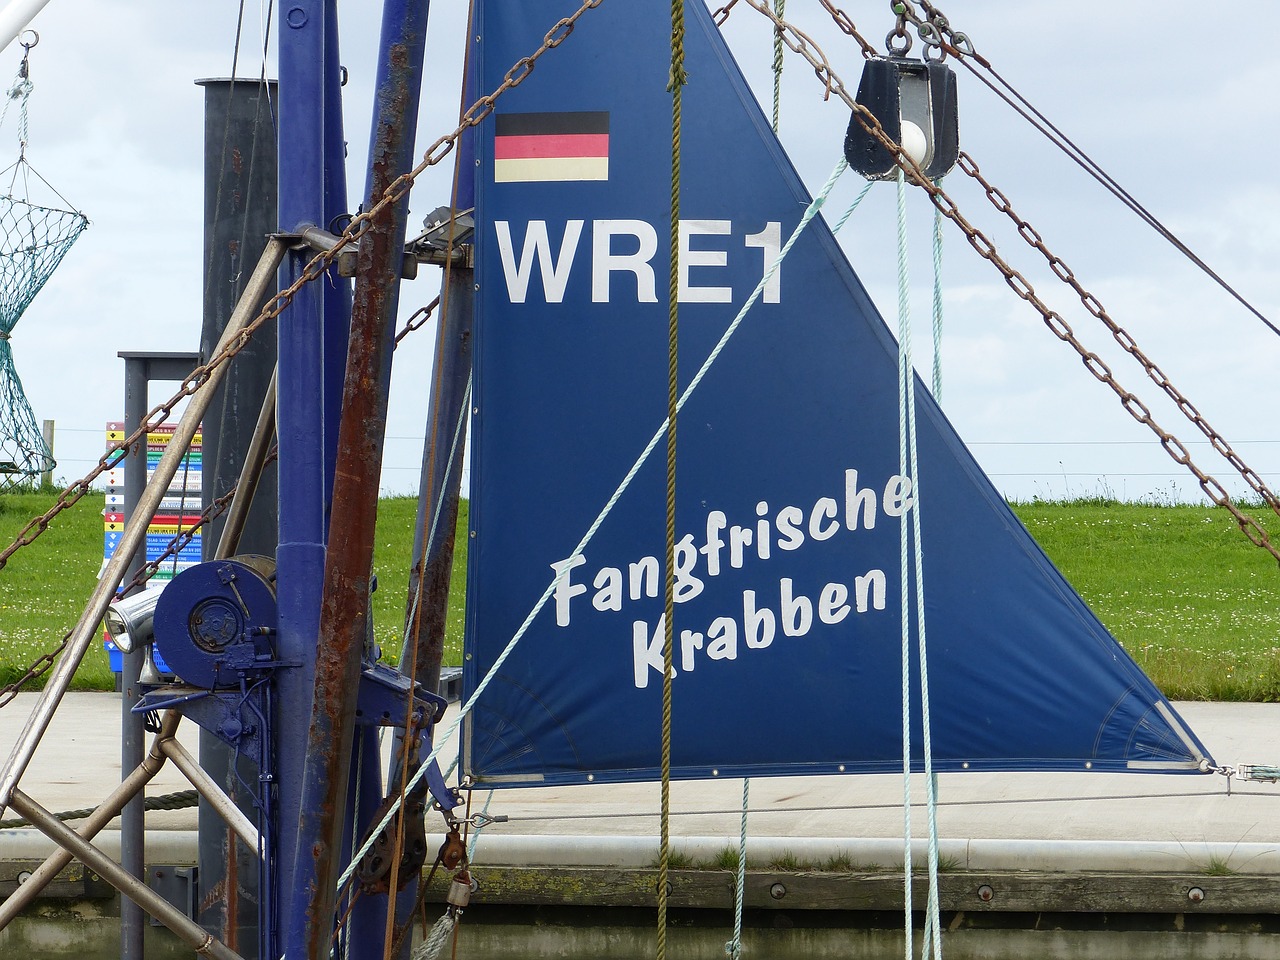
(844, 56), (958, 181)
(355, 763), (433, 895)
(437, 825), (467, 871)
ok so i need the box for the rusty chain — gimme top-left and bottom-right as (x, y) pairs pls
(819, 3), (1280, 502)
(955, 152), (1280, 520)
(858, 4), (1280, 519)
(0, 453), (274, 706)
(817, 0), (878, 57)
(811, 0), (1280, 545)
(394, 296), (441, 345)
(742, 0), (1280, 564)
(710, 0), (740, 27)
(0, 0), (604, 576)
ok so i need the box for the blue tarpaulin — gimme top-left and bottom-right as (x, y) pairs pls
(461, 1), (1213, 786)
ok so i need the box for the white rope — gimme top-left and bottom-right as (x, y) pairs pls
(334, 158), (851, 895)
(467, 788), (495, 862)
(896, 169), (943, 960)
(930, 177), (944, 401)
(895, 168), (915, 960)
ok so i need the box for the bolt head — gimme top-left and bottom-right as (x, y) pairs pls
(977, 884), (995, 902)
(770, 882), (786, 900)
(1188, 886), (1205, 903)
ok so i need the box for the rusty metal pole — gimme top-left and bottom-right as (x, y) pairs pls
(401, 265), (473, 700)
(283, 2), (431, 957)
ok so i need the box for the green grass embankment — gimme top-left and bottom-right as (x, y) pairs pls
(1, 491), (1278, 700)
(1012, 499), (1280, 701)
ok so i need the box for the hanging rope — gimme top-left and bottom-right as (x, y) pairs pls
(771, 0), (785, 132)
(895, 168), (916, 960)
(0, 35), (87, 489)
(895, 169), (943, 960)
(724, 778), (749, 960)
(930, 177), (944, 401)
(411, 913), (457, 960)
(659, 1), (687, 956)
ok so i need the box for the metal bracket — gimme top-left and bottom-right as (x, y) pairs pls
(147, 865), (198, 926)
(279, 227), (418, 279)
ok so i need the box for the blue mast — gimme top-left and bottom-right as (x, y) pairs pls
(274, 1), (347, 956)
(276, 2), (433, 957)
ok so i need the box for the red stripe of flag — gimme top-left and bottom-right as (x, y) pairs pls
(494, 133), (609, 161)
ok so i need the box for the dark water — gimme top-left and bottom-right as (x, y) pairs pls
(6, 917), (1280, 960)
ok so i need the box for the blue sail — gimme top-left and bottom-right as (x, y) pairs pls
(461, 0), (1213, 786)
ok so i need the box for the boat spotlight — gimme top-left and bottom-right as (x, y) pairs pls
(844, 56), (958, 181)
(104, 582), (167, 654)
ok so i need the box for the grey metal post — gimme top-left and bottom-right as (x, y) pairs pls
(119, 351), (200, 960)
(197, 76), (279, 959)
(39, 419), (52, 487)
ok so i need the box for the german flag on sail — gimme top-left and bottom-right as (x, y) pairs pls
(494, 112), (609, 183)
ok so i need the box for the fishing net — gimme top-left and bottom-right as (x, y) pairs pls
(0, 36), (88, 490)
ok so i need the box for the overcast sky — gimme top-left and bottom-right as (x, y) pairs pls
(5, 1), (1277, 507)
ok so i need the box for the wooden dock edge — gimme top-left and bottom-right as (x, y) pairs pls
(423, 866), (1279, 916)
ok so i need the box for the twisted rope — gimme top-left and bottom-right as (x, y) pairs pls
(896, 169), (943, 960)
(724, 777), (749, 960)
(771, 0), (785, 132)
(0, 789), (198, 829)
(930, 177), (944, 401)
(895, 168), (915, 960)
(410, 912), (456, 960)
(659, 2), (687, 956)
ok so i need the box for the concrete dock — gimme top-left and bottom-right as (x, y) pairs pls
(3, 693), (1277, 862)
(2, 692), (1280, 956)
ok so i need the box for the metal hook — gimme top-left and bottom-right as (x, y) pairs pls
(19, 30), (38, 52)
(885, 0), (912, 54)
(918, 21), (946, 62)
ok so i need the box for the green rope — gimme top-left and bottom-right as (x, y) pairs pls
(896, 170), (943, 960)
(659, 2), (687, 958)
(930, 177), (944, 401)
(895, 168), (915, 960)
(771, 0), (785, 133)
(724, 778), (749, 960)
(0, 789), (199, 829)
